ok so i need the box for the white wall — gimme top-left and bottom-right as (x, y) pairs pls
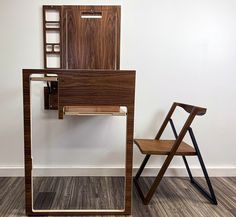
(0, 0), (236, 176)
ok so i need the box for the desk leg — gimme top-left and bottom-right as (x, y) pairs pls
(125, 106), (134, 214)
(23, 72), (33, 215)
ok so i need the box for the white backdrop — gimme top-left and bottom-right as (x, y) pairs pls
(0, 0), (236, 176)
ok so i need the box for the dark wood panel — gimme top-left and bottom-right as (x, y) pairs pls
(57, 70), (135, 119)
(22, 71), (33, 214)
(61, 6), (120, 69)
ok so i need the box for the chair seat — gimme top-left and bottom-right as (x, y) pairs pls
(134, 139), (196, 156)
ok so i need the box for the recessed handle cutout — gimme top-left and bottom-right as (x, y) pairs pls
(81, 11), (102, 19)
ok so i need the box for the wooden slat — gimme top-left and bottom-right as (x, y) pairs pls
(30, 77), (58, 81)
(64, 106), (126, 116)
(134, 139), (196, 156)
(46, 51), (60, 54)
(45, 28), (61, 31)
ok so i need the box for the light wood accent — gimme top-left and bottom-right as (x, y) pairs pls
(134, 139), (196, 156)
(30, 77), (58, 81)
(64, 106), (126, 116)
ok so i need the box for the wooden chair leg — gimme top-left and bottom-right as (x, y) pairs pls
(134, 155), (150, 202)
(135, 155), (150, 179)
(134, 153), (177, 205)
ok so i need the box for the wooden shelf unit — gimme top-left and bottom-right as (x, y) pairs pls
(43, 6), (62, 69)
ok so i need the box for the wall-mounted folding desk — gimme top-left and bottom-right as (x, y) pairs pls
(43, 5), (121, 110)
(23, 69), (135, 216)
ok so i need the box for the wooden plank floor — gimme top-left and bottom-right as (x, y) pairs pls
(0, 177), (235, 216)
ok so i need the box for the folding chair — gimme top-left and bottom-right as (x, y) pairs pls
(134, 102), (217, 205)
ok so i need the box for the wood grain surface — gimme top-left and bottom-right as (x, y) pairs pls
(61, 6), (120, 70)
(134, 139), (196, 156)
(0, 177), (235, 217)
(43, 5), (120, 70)
(57, 70), (135, 119)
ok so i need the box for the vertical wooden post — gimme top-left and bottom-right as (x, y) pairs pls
(125, 105), (134, 213)
(23, 70), (33, 215)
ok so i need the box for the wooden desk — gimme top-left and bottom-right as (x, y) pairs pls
(23, 69), (135, 216)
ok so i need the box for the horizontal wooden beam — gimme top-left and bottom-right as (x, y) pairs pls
(30, 76), (58, 81)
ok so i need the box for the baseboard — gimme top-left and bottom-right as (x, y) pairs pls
(0, 166), (235, 177)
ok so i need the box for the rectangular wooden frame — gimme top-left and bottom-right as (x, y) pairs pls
(43, 5), (121, 70)
(43, 5), (63, 69)
(23, 69), (135, 216)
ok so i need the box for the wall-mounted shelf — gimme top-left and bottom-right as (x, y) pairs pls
(63, 106), (126, 116)
(43, 6), (62, 69)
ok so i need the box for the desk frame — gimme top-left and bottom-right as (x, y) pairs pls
(23, 69), (135, 216)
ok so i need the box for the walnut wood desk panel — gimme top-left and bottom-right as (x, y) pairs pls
(23, 69), (135, 216)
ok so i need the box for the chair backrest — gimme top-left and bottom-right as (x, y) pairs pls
(155, 102), (206, 155)
(175, 102), (206, 116)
